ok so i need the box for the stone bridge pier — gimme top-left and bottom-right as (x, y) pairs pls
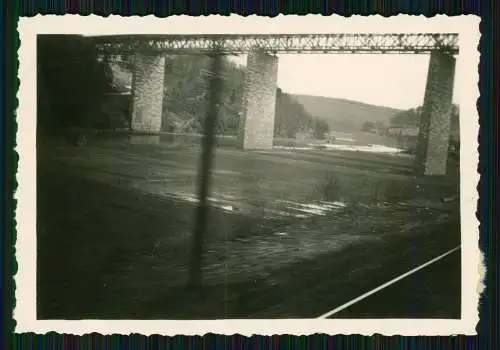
(414, 51), (456, 176)
(128, 50), (280, 149)
(238, 51), (279, 149)
(129, 53), (166, 144)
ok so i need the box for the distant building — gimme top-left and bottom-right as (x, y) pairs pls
(386, 125), (420, 137)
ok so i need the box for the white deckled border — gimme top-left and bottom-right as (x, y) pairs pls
(15, 14), (481, 336)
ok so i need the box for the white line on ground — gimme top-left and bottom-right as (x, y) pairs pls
(317, 245), (462, 319)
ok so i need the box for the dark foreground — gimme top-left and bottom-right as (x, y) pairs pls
(37, 138), (461, 319)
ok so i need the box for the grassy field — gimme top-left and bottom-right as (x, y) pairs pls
(36, 136), (461, 319)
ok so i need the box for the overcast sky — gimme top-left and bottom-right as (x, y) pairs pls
(229, 53), (458, 111)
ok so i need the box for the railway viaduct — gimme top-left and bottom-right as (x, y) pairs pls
(90, 33), (459, 176)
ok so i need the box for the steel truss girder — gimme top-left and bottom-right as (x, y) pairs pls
(91, 33), (459, 56)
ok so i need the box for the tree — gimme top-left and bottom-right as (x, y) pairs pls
(390, 108), (421, 126)
(314, 119), (330, 139)
(391, 105), (458, 128)
(37, 35), (113, 132)
(274, 88), (318, 138)
(361, 121), (375, 132)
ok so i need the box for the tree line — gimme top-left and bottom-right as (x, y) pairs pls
(389, 104), (460, 131)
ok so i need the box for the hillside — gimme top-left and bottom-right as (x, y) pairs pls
(291, 94), (403, 133)
(106, 56), (322, 137)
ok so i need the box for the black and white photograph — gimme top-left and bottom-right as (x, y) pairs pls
(15, 15), (480, 335)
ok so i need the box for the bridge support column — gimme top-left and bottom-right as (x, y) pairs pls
(414, 51), (456, 176)
(238, 51), (279, 149)
(129, 53), (165, 144)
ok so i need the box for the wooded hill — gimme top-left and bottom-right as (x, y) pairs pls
(292, 94), (403, 133)
(110, 56), (329, 138)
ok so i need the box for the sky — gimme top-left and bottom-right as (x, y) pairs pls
(229, 53), (458, 111)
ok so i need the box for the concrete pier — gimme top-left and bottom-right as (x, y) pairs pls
(238, 51), (279, 149)
(129, 53), (166, 144)
(415, 51), (456, 176)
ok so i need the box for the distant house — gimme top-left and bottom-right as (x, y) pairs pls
(386, 125), (420, 137)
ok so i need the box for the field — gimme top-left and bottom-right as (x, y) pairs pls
(37, 134), (461, 319)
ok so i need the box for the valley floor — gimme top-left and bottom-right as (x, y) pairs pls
(36, 138), (461, 319)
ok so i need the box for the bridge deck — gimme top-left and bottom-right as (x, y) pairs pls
(89, 33), (459, 55)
